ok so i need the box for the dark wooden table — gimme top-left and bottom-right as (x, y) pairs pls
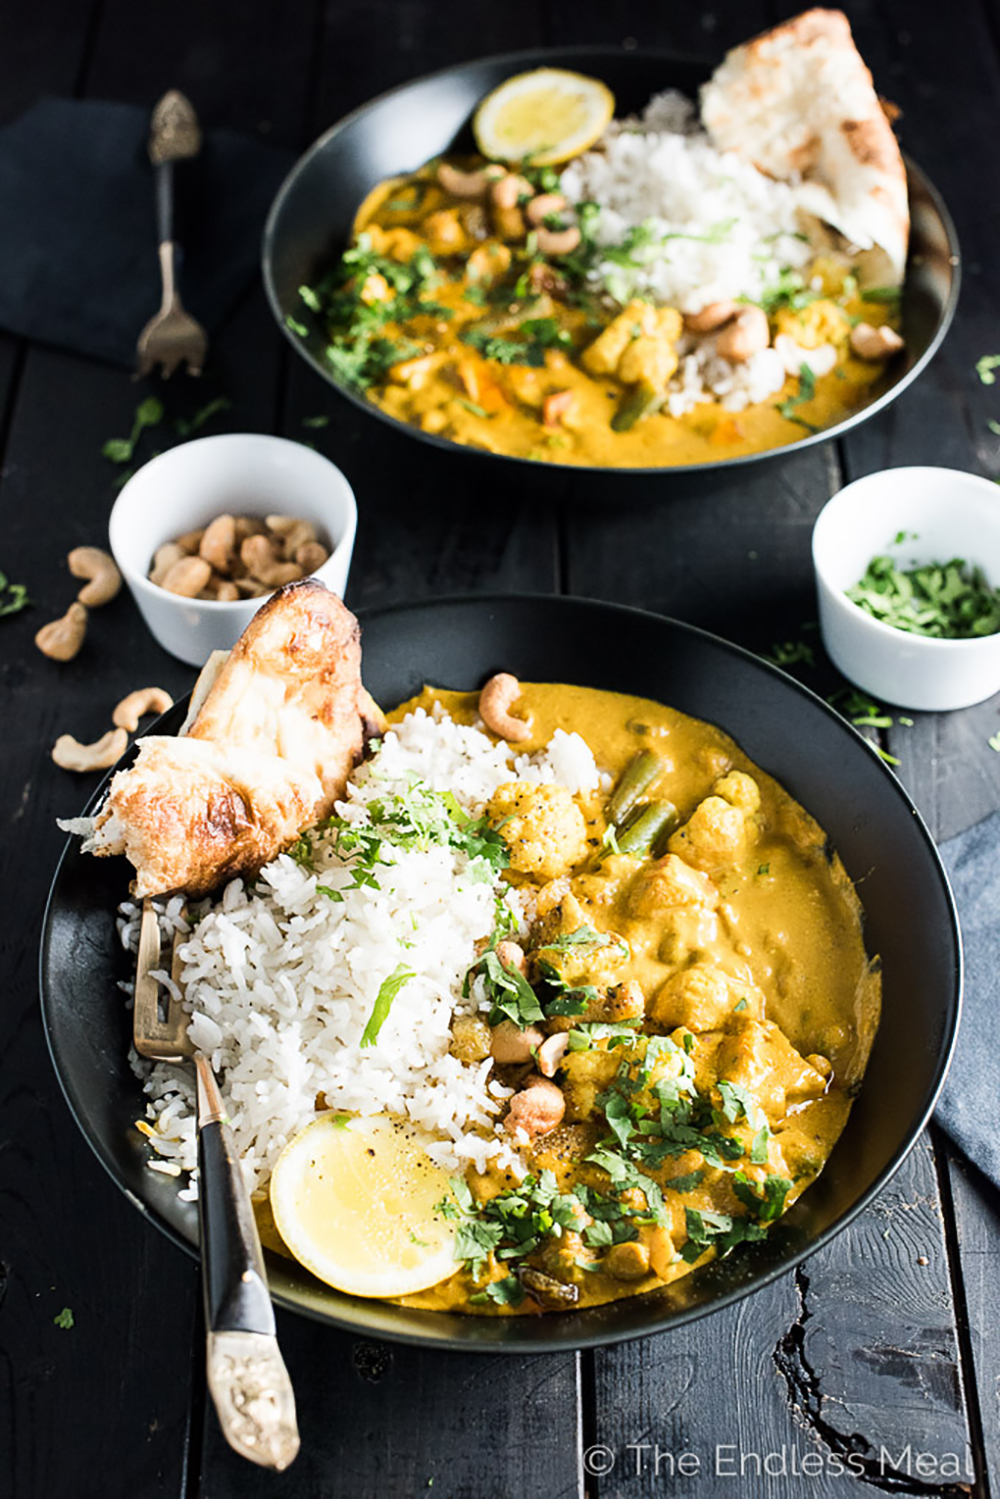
(2, 1), (999, 1494)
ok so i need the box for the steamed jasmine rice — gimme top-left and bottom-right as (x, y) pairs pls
(119, 706), (603, 1200)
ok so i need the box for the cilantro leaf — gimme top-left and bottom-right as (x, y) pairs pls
(360, 964), (414, 1047)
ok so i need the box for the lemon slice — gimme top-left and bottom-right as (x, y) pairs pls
(269, 1112), (460, 1297)
(473, 68), (615, 166)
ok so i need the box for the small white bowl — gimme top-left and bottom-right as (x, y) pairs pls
(110, 433), (357, 666)
(813, 466), (1000, 711)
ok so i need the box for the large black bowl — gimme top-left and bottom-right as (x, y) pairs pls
(262, 46), (960, 497)
(40, 597), (961, 1350)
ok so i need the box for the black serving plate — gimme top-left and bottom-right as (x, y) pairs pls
(40, 596), (961, 1350)
(262, 46), (960, 498)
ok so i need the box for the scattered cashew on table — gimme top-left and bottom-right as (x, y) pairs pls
(51, 685), (174, 773)
(34, 545), (122, 662)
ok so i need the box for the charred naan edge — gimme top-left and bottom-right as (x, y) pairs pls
(78, 581), (379, 897)
(700, 8), (909, 283)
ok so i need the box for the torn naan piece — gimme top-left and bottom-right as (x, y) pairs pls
(79, 581), (383, 897)
(700, 8), (909, 283)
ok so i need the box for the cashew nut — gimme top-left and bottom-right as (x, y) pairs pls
(68, 547), (121, 607)
(684, 300), (738, 334)
(175, 528), (205, 555)
(207, 579), (241, 602)
(160, 555), (213, 598)
(715, 305), (770, 363)
(198, 514), (238, 575)
(504, 1077), (566, 1139)
(490, 174), (532, 211)
(490, 1018), (545, 1063)
(436, 161), (504, 200)
(149, 542), (186, 586)
(534, 224), (581, 257)
(266, 515), (317, 558)
(112, 687), (174, 733)
(525, 193), (567, 227)
(479, 673), (532, 742)
(240, 534), (303, 588)
(35, 601), (88, 661)
(52, 727), (128, 772)
(537, 1032), (570, 1078)
(495, 940), (527, 975)
(295, 540), (330, 574)
(850, 322), (905, 360)
(233, 516), (267, 542)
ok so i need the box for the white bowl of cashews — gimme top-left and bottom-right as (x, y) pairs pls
(109, 433), (357, 666)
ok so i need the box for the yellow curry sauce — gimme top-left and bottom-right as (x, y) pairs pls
(291, 164), (901, 469)
(371, 682), (882, 1315)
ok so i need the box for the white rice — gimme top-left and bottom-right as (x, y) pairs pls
(560, 90), (828, 416)
(119, 707), (602, 1198)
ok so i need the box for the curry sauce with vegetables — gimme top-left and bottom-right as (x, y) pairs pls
(288, 158), (903, 469)
(369, 682), (882, 1316)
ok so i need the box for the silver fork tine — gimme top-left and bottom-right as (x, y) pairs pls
(134, 897), (194, 1062)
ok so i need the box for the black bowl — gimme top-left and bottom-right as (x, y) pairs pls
(40, 596), (961, 1350)
(262, 46), (960, 497)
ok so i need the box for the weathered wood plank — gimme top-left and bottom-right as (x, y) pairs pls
(944, 1154), (1000, 1489)
(199, 1330), (583, 1499)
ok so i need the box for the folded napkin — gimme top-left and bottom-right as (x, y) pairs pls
(0, 97), (294, 367)
(935, 811), (1000, 1191)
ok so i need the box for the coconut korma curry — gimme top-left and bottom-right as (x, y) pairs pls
(288, 160), (903, 469)
(368, 682), (880, 1316)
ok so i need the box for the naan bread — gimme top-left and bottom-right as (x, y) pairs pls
(82, 581), (384, 897)
(700, 8), (909, 283)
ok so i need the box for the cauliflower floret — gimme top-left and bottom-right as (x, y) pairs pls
(713, 770), (760, 816)
(650, 963), (765, 1032)
(667, 795), (750, 873)
(488, 781), (589, 881)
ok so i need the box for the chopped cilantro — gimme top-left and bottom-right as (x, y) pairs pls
(846, 554), (1000, 639)
(53, 1307), (74, 1329)
(360, 964), (414, 1047)
(0, 569), (29, 618)
(776, 364), (819, 430)
(102, 396), (164, 463)
(174, 396), (233, 439)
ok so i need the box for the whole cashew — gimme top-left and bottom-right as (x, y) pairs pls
(295, 540), (330, 574)
(684, 300), (738, 334)
(209, 580), (241, 602)
(198, 514), (238, 576)
(437, 161), (504, 200)
(266, 515), (317, 558)
(715, 305), (769, 363)
(537, 1032), (570, 1078)
(495, 940), (527, 975)
(240, 534), (303, 588)
(35, 601), (88, 661)
(149, 541), (186, 586)
(160, 555), (213, 598)
(68, 547), (122, 607)
(490, 1019), (545, 1063)
(175, 528), (205, 555)
(479, 673), (532, 742)
(52, 727), (128, 772)
(490, 174), (532, 211)
(534, 224), (581, 257)
(112, 687), (174, 733)
(526, 193), (568, 227)
(850, 322), (905, 360)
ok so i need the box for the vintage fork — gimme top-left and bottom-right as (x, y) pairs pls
(135, 899), (299, 1470)
(135, 91), (209, 379)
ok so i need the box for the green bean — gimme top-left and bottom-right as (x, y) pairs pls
(608, 750), (663, 825)
(610, 379), (665, 432)
(614, 800), (678, 857)
(651, 805), (680, 859)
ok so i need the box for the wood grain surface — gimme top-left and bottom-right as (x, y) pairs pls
(0, 1), (997, 1495)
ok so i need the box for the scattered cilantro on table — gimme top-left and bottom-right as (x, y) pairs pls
(53, 1307), (74, 1330)
(0, 568), (29, 617)
(102, 395), (163, 463)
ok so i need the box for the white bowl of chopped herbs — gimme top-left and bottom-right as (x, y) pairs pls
(813, 467), (1000, 710)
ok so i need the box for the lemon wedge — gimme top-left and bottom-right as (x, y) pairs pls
(269, 1112), (460, 1297)
(473, 68), (615, 166)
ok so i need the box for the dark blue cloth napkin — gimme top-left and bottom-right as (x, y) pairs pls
(935, 811), (1000, 1190)
(0, 97), (294, 367)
